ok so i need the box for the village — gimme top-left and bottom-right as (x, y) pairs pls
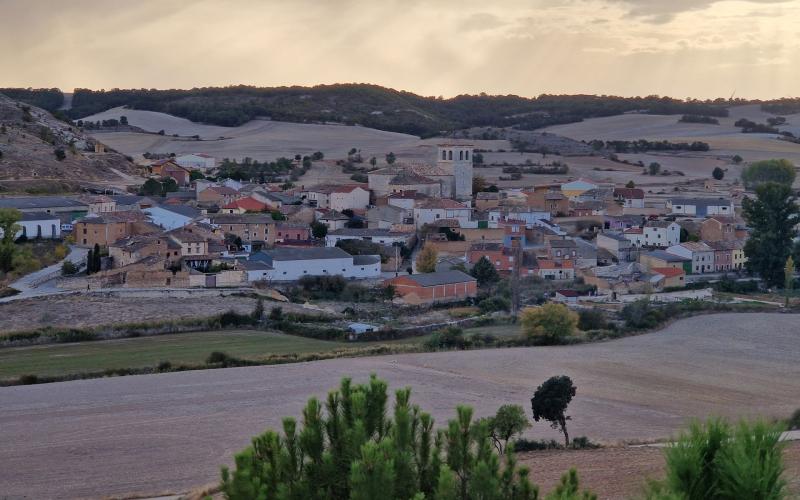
(0, 142), (752, 310)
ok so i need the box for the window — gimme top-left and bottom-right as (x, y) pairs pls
(459, 151), (463, 160)
(441, 150), (446, 160)
(465, 151), (469, 160)
(448, 150), (453, 160)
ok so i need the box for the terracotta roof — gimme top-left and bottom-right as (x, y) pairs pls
(652, 267), (685, 278)
(613, 188), (644, 199)
(417, 199), (469, 210)
(222, 197), (268, 211)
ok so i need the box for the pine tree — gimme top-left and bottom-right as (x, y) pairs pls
(86, 249), (94, 274)
(93, 243), (102, 272)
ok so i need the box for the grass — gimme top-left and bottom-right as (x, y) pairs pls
(0, 330), (355, 380)
(0, 323), (524, 382)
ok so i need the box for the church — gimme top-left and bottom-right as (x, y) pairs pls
(368, 144), (474, 201)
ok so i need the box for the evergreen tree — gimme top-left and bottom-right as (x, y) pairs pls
(93, 243), (102, 272)
(86, 249), (94, 275)
(531, 375), (577, 447)
(712, 166), (725, 180)
(742, 182), (800, 287)
(470, 256), (500, 288)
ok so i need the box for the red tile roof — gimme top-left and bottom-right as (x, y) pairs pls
(222, 197), (268, 211)
(652, 267), (685, 278)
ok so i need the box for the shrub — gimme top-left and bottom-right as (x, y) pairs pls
(577, 309), (608, 331)
(478, 295), (510, 313)
(520, 303), (578, 344)
(61, 260), (77, 275)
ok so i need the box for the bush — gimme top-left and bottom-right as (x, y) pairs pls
(577, 309), (608, 331)
(787, 408), (800, 430)
(423, 326), (467, 350)
(61, 260), (77, 276)
(478, 295), (510, 313)
(520, 303), (578, 344)
(620, 299), (665, 329)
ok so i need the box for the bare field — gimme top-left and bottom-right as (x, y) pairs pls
(82, 107), (507, 162)
(0, 313), (797, 498)
(542, 105), (800, 166)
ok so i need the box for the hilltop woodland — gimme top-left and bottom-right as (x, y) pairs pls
(2, 86), (742, 137)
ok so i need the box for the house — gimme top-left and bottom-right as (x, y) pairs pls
(700, 216), (740, 242)
(553, 289), (580, 304)
(596, 232), (635, 262)
(210, 214), (275, 246)
(547, 239), (578, 264)
(197, 186), (240, 206)
(624, 221), (680, 248)
(5, 212), (62, 240)
(475, 192), (502, 211)
(302, 185), (370, 211)
(500, 220), (526, 247)
(275, 223), (311, 243)
(151, 159), (192, 186)
(175, 153), (215, 171)
(325, 228), (414, 248)
(413, 199), (472, 229)
(707, 239), (746, 272)
(667, 197), (734, 217)
(613, 188), (645, 208)
(584, 262), (658, 295)
(666, 242), (715, 274)
(605, 214), (645, 231)
(651, 267), (686, 289)
(537, 260), (575, 280)
(366, 205), (411, 230)
(316, 210), (351, 231)
(80, 195), (116, 214)
(110, 195), (157, 211)
(248, 247), (381, 281)
(370, 167), (442, 198)
(384, 270), (477, 305)
(73, 212), (154, 248)
(144, 204), (201, 230)
(561, 179), (599, 199)
(220, 197), (269, 214)
(542, 192), (569, 215)
(639, 250), (691, 271)
(487, 208), (551, 227)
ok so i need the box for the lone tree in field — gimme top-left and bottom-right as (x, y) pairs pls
(470, 256), (500, 288)
(742, 182), (800, 287)
(520, 303), (578, 344)
(385, 151), (396, 164)
(712, 166), (725, 180)
(415, 245), (438, 273)
(531, 375), (577, 446)
(741, 158), (796, 189)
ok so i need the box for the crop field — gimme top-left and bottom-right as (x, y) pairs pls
(1, 313), (797, 498)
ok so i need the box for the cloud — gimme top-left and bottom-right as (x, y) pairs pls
(608, 0), (793, 23)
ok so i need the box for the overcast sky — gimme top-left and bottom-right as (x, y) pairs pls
(1, 0), (797, 99)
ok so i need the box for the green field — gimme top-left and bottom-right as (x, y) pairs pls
(0, 323), (523, 381)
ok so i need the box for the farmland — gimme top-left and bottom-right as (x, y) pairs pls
(1, 313), (797, 498)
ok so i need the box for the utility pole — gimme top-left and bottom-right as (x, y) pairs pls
(511, 231), (521, 319)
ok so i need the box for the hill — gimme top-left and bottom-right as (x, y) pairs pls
(60, 84), (735, 137)
(0, 93), (141, 194)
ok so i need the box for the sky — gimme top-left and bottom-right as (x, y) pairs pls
(1, 0), (798, 100)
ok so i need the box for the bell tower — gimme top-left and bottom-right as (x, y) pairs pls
(436, 144), (473, 200)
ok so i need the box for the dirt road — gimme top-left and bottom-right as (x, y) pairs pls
(0, 313), (797, 498)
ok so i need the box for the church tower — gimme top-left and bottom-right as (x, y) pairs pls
(436, 144), (473, 200)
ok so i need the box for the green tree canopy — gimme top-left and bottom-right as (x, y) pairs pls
(741, 159), (796, 189)
(484, 404), (530, 455)
(742, 182), (800, 287)
(712, 166), (724, 180)
(311, 221), (328, 239)
(531, 375), (577, 446)
(520, 303), (578, 344)
(416, 246), (438, 273)
(0, 208), (22, 273)
(470, 256), (500, 287)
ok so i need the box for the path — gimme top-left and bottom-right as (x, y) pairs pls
(0, 246), (87, 303)
(0, 313), (797, 498)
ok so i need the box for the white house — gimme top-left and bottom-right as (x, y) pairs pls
(666, 242), (715, 274)
(303, 185), (370, 212)
(325, 228), (413, 247)
(613, 188), (645, 208)
(624, 221), (680, 248)
(667, 197), (734, 217)
(143, 205), (201, 230)
(487, 208), (551, 226)
(413, 199), (472, 229)
(1, 212), (62, 240)
(175, 153), (216, 171)
(245, 247), (381, 281)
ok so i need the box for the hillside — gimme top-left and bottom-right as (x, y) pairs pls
(61, 85), (734, 137)
(0, 93), (141, 194)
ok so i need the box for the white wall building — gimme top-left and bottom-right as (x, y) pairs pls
(176, 153), (216, 171)
(667, 197), (734, 217)
(1, 213), (62, 240)
(413, 199), (472, 229)
(143, 205), (201, 230)
(666, 242), (715, 274)
(247, 247), (381, 281)
(325, 228), (413, 247)
(303, 185), (370, 212)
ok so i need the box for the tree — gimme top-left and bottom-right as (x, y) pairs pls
(61, 260), (77, 276)
(648, 162), (661, 176)
(531, 375), (577, 446)
(647, 419), (786, 500)
(92, 243), (102, 273)
(369, 156), (377, 167)
(415, 246), (438, 273)
(86, 249), (94, 275)
(470, 256), (500, 288)
(252, 298), (264, 321)
(161, 177), (178, 193)
(732, 154), (743, 164)
(311, 221), (328, 239)
(220, 376), (557, 500)
(386, 152), (396, 164)
(311, 151), (324, 161)
(189, 170), (205, 181)
(140, 178), (163, 196)
(712, 167), (725, 180)
(741, 158), (796, 189)
(485, 404), (530, 454)
(0, 208), (21, 273)
(742, 182), (800, 287)
(625, 180), (635, 188)
(473, 152), (484, 165)
(120, 115), (128, 125)
(520, 303), (578, 344)
(54, 148), (66, 161)
(472, 175), (487, 194)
